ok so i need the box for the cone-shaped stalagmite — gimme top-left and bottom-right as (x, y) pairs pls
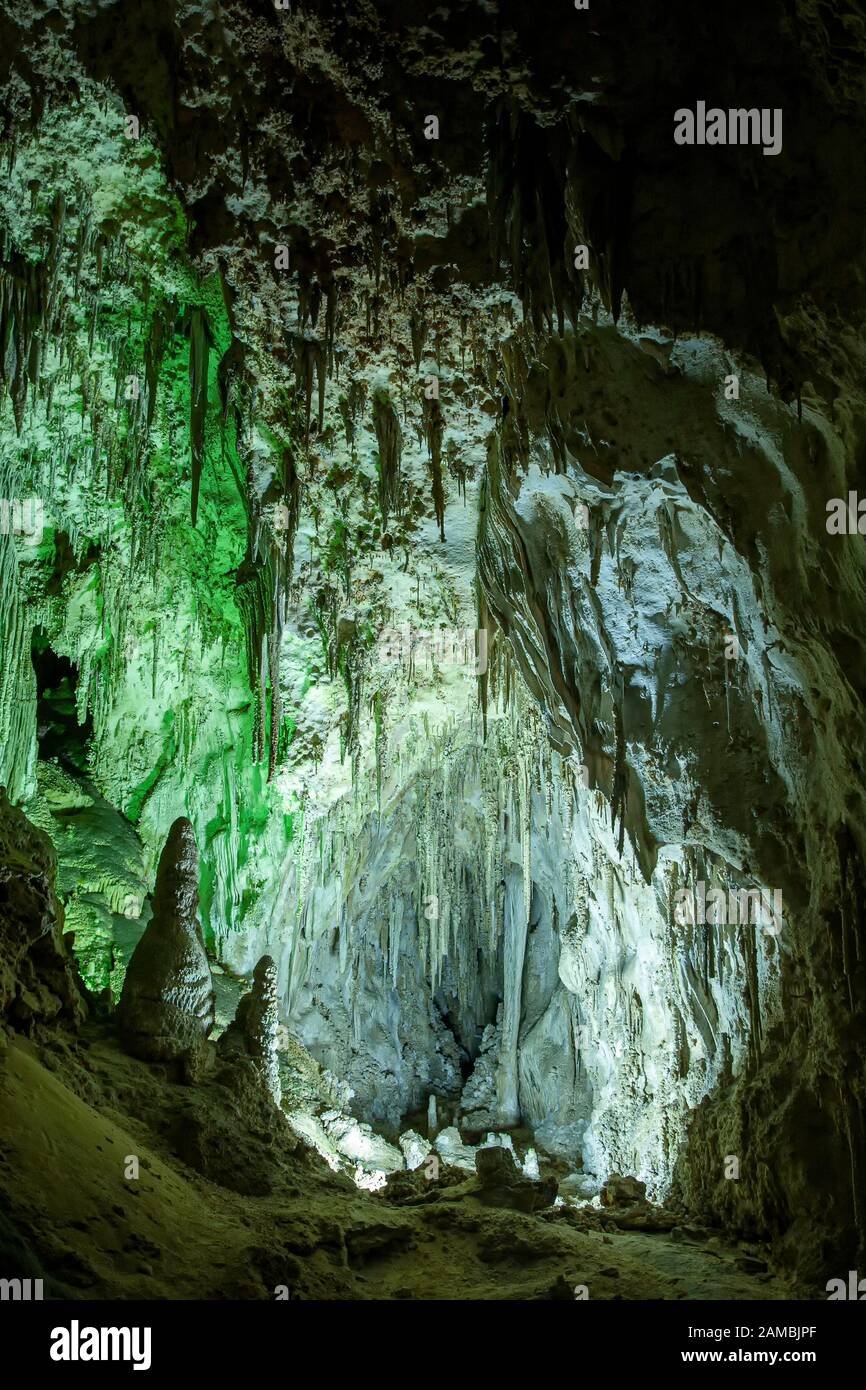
(218, 953), (281, 1105)
(118, 818), (215, 1063)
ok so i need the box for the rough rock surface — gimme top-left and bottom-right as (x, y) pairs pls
(474, 1144), (558, 1214)
(0, 1023), (797, 1298)
(0, 788), (85, 1030)
(118, 819), (215, 1066)
(601, 1174), (648, 1208)
(218, 954), (282, 1106)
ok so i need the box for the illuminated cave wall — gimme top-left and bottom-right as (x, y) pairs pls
(1, 0), (865, 1272)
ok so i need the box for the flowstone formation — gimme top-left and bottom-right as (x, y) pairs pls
(0, 0), (865, 1300)
(118, 818), (215, 1067)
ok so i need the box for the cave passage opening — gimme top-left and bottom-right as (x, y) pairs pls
(32, 627), (93, 774)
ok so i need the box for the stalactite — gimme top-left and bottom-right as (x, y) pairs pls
(235, 540), (270, 766)
(422, 392), (446, 542)
(324, 282), (337, 376)
(338, 378), (366, 454)
(217, 334), (249, 438)
(611, 698), (627, 856)
(476, 581), (493, 738)
(410, 303), (427, 371)
(372, 690), (384, 817)
(0, 249), (48, 431)
(372, 386), (402, 529)
(486, 103), (577, 335)
(187, 305), (212, 526)
(293, 336), (326, 443)
(144, 297), (174, 432)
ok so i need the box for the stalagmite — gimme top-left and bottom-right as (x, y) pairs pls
(118, 819), (215, 1066)
(218, 954), (282, 1105)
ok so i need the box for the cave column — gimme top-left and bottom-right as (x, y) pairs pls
(496, 869), (527, 1126)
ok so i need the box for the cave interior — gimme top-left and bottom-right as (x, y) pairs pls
(0, 0), (865, 1305)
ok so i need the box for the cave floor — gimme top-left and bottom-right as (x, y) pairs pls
(0, 1030), (811, 1302)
